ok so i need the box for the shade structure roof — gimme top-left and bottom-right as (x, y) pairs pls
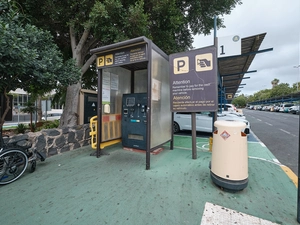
(90, 34), (271, 103)
(218, 33), (270, 101)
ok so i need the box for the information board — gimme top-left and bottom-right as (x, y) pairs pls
(169, 46), (218, 112)
(96, 44), (147, 68)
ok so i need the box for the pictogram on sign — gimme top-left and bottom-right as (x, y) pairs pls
(220, 130), (230, 140)
(173, 56), (189, 74)
(195, 53), (213, 72)
(105, 54), (113, 65)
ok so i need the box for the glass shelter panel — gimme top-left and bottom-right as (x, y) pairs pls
(150, 50), (171, 148)
(101, 67), (131, 142)
(134, 69), (148, 93)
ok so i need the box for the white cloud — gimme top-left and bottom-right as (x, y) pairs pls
(193, 0), (300, 96)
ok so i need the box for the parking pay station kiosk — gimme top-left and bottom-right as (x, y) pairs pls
(90, 36), (173, 169)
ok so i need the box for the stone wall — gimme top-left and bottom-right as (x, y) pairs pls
(5, 124), (91, 157)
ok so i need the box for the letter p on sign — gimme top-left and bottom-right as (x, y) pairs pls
(173, 57), (189, 74)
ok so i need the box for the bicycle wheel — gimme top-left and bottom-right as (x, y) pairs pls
(0, 149), (28, 185)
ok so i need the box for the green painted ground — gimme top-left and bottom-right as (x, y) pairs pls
(0, 136), (297, 225)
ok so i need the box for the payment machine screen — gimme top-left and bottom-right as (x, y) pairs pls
(126, 97), (135, 107)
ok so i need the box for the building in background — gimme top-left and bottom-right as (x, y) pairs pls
(3, 89), (62, 122)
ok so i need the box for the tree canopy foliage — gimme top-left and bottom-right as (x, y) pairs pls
(16, 0), (242, 126)
(0, 1), (80, 128)
(232, 79), (300, 107)
(19, 0), (242, 57)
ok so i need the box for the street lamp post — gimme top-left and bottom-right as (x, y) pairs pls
(294, 65), (300, 92)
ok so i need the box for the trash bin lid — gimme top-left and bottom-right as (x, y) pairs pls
(214, 120), (246, 129)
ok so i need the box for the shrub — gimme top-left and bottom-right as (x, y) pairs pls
(16, 124), (27, 134)
(29, 123), (37, 132)
(39, 120), (60, 129)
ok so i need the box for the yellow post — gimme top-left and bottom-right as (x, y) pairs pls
(209, 137), (213, 152)
(89, 116), (98, 149)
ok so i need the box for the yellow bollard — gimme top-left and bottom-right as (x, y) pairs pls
(89, 116), (98, 149)
(209, 137), (213, 152)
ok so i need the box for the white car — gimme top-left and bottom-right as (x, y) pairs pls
(42, 110), (62, 121)
(219, 111), (246, 119)
(279, 103), (294, 113)
(173, 112), (250, 134)
(218, 103), (237, 112)
(288, 105), (299, 114)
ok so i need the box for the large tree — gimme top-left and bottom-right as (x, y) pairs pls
(269, 83), (292, 98)
(232, 94), (247, 107)
(18, 0), (242, 126)
(0, 1), (80, 129)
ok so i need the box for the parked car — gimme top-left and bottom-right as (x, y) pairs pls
(288, 105), (299, 114)
(273, 105), (281, 112)
(262, 105), (271, 111)
(254, 105), (262, 110)
(219, 111), (246, 119)
(279, 103), (294, 113)
(218, 103), (237, 112)
(173, 112), (250, 134)
(42, 110), (63, 121)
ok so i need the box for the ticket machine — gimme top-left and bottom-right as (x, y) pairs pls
(121, 93), (147, 150)
(90, 36), (172, 169)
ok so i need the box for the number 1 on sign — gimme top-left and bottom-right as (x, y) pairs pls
(220, 45), (225, 55)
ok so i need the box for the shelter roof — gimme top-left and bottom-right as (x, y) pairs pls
(250, 91), (300, 105)
(218, 33), (268, 100)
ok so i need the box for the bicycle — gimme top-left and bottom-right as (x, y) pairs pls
(0, 131), (46, 185)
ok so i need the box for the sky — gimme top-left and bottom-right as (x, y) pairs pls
(193, 0), (300, 96)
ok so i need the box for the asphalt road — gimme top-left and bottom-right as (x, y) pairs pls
(243, 109), (299, 176)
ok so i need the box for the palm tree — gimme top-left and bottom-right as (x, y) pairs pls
(21, 100), (36, 132)
(271, 78), (280, 88)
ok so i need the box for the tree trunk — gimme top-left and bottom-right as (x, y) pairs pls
(36, 96), (42, 122)
(60, 26), (95, 128)
(0, 91), (11, 131)
(59, 83), (81, 128)
(30, 112), (33, 132)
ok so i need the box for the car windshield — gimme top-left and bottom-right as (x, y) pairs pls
(285, 104), (294, 107)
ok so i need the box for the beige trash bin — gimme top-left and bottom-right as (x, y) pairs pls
(210, 120), (248, 191)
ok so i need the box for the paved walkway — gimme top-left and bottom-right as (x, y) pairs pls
(0, 135), (298, 225)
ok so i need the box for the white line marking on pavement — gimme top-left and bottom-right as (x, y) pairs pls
(265, 122), (273, 126)
(249, 156), (282, 166)
(201, 202), (280, 225)
(280, 129), (291, 134)
(257, 119), (262, 121)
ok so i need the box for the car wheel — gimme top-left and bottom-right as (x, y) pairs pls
(173, 122), (180, 133)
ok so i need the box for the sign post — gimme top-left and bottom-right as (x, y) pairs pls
(170, 46), (218, 158)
